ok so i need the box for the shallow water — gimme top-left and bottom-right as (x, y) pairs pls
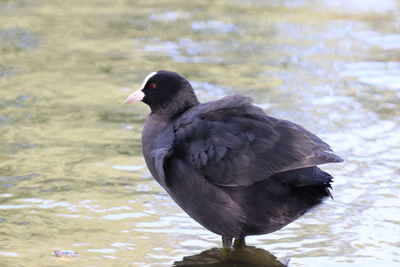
(1, 0), (399, 266)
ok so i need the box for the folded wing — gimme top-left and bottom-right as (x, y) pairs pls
(154, 95), (343, 187)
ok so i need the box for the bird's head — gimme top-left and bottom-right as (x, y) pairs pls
(125, 70), (199, 118)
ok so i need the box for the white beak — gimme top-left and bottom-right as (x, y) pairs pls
(125, 89), (145, 104)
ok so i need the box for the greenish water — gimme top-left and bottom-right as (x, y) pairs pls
(1, 0), (399, 266)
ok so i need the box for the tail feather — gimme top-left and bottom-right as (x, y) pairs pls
(277, 166), (333, 206)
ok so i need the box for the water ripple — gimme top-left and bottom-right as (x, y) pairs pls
(343, 61), (400, 91)
(191, 20), (238, 34)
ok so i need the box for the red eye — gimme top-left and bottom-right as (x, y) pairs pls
(149, 83), (156, 89)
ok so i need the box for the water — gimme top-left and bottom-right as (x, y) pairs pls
(1, 0), (399, 266)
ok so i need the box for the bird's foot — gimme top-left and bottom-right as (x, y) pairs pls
(233, 236), (246, 250)
(220, 247), (231, 260)
(220, 236), (233, 260)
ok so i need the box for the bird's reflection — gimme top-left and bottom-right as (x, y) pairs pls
(173, 246), (289, 267)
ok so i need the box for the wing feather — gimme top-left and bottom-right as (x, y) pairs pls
(154, 95), (343, 187)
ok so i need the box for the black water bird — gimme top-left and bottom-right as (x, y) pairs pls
(125, 70), (343, 253)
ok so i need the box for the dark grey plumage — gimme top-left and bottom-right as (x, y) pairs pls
(126, 70), (343, 249)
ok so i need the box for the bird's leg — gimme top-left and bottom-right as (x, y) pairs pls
(233, 235), (246, 250)
(220, 236), (232, 259)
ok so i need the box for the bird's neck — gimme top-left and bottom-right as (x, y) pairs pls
(151, 92), (200, 120)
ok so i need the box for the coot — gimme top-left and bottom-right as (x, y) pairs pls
(125, 70), (343, 252)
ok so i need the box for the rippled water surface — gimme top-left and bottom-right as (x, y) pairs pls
(1, 0), (399, 266)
